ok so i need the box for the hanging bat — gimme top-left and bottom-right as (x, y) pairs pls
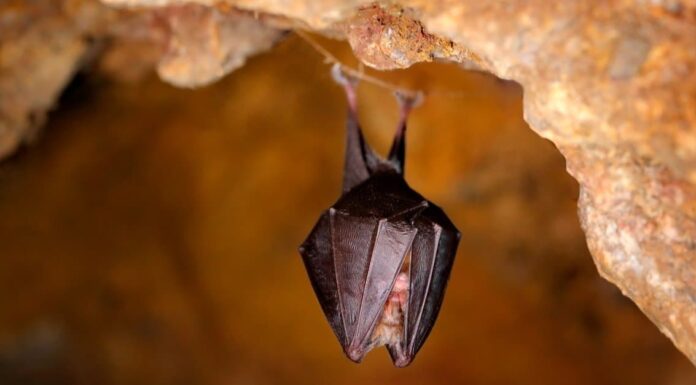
(299, 65), (460, 367)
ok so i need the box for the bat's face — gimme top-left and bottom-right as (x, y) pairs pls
(300, 171), (460, 367)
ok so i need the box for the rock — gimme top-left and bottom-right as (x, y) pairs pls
(152, 4), (284, 88)
(343, 4), (478, 69)
(1, 0), (695, 367)
(0, 0), (89, 159)
(400, 0), (696, 364)
(0, 0), (283, 158)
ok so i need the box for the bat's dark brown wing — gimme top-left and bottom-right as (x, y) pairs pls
(330, 209), (417, 356)
(299, 211), (347, 345)
(395, 204), (460, 362)
(301, 171), (459, 365)
(300, 203), (425, 359)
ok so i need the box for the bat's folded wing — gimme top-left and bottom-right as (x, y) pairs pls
(398, 204), (460, 360)
(300, 208), (418, 361)
(299, 211), (347, 345)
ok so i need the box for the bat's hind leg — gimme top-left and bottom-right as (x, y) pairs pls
(388, 90), (423, 173)
(331, 64), (359, 114)
(394, 90), (423, 125)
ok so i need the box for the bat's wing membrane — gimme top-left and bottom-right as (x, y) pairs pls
(330, 210), (417, 355)
(299, 212), (347, 345)
(302, 173), (459, 365)
(392, 204), (460, 361)
(300, 199), (427, 360)
(328, 210), (374, 344)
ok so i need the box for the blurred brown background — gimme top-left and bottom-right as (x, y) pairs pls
(0, 35), (694, 385)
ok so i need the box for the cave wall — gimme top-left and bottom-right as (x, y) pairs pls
(2, 36), (696, 385)
(1, 0), (695, 367)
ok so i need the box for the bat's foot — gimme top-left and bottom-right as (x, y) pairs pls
(330, 63), (359, 87)
(331, 63), (359, 112)
(394, 90), (424, 119)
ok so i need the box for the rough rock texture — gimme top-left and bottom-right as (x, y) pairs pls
(0, 0), (91, 159)
(343, 4), (478, 69)
(398, 1), (696, 366)
(0, 0), (283, 159)
(1, 0), (695, 367)
(351, 1), (696, 366)
(152, 4), (284, 87)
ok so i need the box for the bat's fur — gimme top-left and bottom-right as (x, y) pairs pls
(370, 273), (409, 349)
(370, 257), (410, 351)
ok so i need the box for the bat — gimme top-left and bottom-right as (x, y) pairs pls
(299, 65), (460, 367)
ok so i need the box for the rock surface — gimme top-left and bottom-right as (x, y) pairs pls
(151, 4), (284, 87)
(0, 0), (90, 159)
(1, 0), (695, 367)
(0, 0), (282, 159)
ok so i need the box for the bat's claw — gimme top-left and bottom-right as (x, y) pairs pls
(394, 90), (424, 114)
(331, 63), (360, 90)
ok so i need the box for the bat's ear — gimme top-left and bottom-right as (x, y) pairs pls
(387, 91), (423, 175)
(332, 64), (380, 194)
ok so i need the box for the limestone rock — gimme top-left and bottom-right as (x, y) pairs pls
(0, 0), (89, 159)
(399, 0), (696, 364)
(0, 0), (283, 158)
(152, 4), (284, 88)
(343, 4), (478, 70)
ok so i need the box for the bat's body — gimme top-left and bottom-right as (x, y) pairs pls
(299, 66), (460, 367)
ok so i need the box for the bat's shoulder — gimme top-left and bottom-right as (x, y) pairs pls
(332, 179), (424, 220)
(416, 203), (460, 239)
(330, 171), (460, 239)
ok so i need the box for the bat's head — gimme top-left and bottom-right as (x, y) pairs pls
(300, 171), (460, 367)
